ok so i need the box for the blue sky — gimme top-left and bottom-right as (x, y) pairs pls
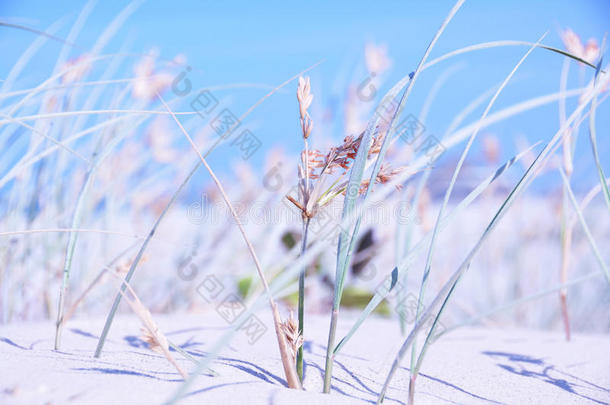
(1, 0), (609, 192)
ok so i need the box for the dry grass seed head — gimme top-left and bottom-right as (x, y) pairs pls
(281, 311), (304, 363)
(297, 76), (314, 139)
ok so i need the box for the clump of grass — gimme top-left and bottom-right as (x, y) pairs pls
(288, 75), (404, 380)
(377, 55), (610, 405)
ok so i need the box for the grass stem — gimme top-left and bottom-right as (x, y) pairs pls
(296, 217), (310, 382)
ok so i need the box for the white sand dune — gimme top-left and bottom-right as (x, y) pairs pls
(1, 310), (608, 405)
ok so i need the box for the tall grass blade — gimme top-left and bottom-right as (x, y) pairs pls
(409, 32), (546, 392)
(54, 128), (125, 349)
(323, 0), (466, 392)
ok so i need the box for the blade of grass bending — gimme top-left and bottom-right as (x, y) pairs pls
(559, 169), (610, 283)
(0, 21), (81, 51)
(377, 69), (610, 403)
(409, 32), (546, 382)
(423, 40), (601, 72)
(357, 52), (589, 197)
(0, 112), (89, 163)
(368, 38), (601, 154)
(334, 142), (537, 355)
(93, 61), (321, 357)
(588, 47), (610, 213)
(437, 271), (602, 337)
(333, 40), (596, 167)
(324, 0), (466, 393)
(0, 19), (66, 94)
(158, 92), (301, 388)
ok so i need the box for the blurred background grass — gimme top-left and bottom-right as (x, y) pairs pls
(0, 1), (608, 335)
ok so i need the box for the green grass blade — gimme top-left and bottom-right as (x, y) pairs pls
(323, 1), (466, 393)
(323, 86), (378, 393)
(54, 164), (95, 349)
(54, 124), (129, 349)
(409, 32), (546, 377)
(423, 40), (601, 71)
(335, 115), (376, 300)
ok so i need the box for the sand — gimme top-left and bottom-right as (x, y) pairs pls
(1, 310), (608, 405)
